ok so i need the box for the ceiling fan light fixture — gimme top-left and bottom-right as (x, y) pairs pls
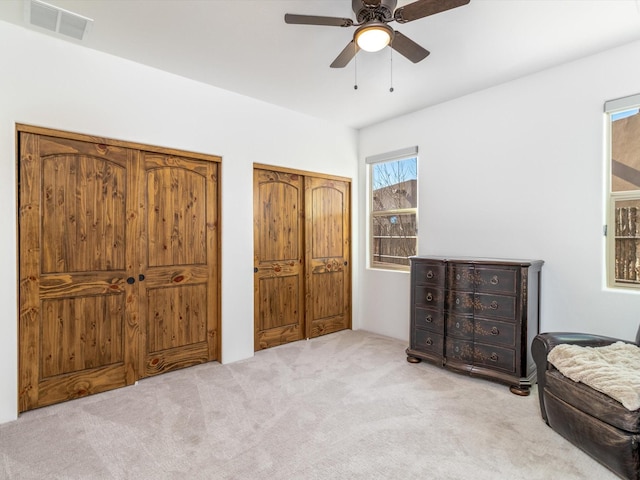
(355, 23), (392, 52)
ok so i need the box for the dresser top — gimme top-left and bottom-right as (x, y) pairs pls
(410, 256), (544, 267)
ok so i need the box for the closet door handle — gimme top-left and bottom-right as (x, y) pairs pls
(138, 274), (145, 282)
(126, 277), (135, 285)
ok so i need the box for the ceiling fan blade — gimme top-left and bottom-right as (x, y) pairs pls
(284, 13), (353, 27)
(330, 40), (360, 68)
(391, 31), (430, 63)
(394, 0), (470, 23)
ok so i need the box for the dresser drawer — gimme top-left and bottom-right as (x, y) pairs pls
(415, 286), (445, 309)
(445, 338), (474, 363)
(474, 293), (516, 320)
(475, 267), (518, 295)
(447, 290), (475, 315)
(447, 264), (475, 290)
(414, 262), (445, 286)
(415, 307), (444, 332)
(446, 314), (473, 340)
(474, 318), (516, 347)
(412, 330), (444, 356)
(474, 343), (515, 373)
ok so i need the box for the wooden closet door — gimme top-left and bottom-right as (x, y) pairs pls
(305, 177), (351, 338)
(18, 133), (139, 412)
(140, 152), (219, 376)
(19, 127), (221, 412)
(253, 168), (305, 350)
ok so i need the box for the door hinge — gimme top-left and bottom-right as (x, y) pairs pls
(603, 225), (608, 236)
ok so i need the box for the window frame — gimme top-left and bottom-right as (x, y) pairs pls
(605, 94), (640, 289)
(367, 147), (418, 271)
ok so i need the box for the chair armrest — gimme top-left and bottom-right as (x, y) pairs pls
(534, 332), (624, 353)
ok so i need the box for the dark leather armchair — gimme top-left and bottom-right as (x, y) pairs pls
(531, 328), (640, 480)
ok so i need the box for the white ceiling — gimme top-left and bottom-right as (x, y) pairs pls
(2, 0), (640, 129)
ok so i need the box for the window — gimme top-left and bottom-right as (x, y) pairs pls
(606, 94), (640, 287)
(367, 147), (418, 270)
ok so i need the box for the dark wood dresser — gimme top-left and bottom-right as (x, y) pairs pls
(406, 256), (543, 395)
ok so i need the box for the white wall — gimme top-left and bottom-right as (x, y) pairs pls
(359, 39), (640, 346)
(0, 22), (358, 424)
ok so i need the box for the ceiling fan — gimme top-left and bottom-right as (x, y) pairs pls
(285, 0), (470, 68)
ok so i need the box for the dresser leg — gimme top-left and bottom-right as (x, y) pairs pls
(509, 385), (530, 396)
(406, 356), (422, 364)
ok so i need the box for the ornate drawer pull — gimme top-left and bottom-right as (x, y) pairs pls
(490, 275), (499, 285)
(490, 353), (499, 362)
(489, 301), (498, 310)
(426, 270), (434, 279)
(425, 315), (433, 323)
(455, 298), (460, 305)
(456, 274), (461, 280)
(490, 326), (499, 335)
(455, 322), (460, 329)
(426, 293), (433, 302)
(426, 338), (433, 346)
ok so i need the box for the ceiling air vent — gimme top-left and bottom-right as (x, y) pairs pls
(24, 0), (93, 41)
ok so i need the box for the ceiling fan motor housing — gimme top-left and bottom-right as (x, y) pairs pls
(353, 0), (397, 23)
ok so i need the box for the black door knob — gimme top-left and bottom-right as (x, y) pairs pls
(126, 277), (135, 284)
(138, 274), (145, 281)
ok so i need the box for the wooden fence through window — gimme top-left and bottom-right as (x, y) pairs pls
(615, 206), (640, 283)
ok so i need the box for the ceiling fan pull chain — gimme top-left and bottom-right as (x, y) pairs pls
(354, 42), (359, 90)
(389, 46), (394, 93)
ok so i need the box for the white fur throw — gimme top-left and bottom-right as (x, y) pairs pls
(548, 341), (640, 411)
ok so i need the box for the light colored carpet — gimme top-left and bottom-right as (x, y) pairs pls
(0, 330), (616, 479)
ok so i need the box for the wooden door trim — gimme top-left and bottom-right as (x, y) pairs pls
(253, 163), (351, 183)
(18, 132), (40, 411)
(17, 124), (221, 163)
